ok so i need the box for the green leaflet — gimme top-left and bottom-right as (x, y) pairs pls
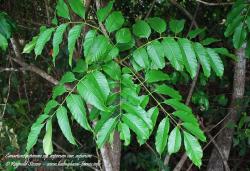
(206, 48), (224, 77)
(169, 19), (185, 34)
(132, 20), (151, 38)
(173, 111), (199, 126)
(43, 119), (53, 155)
(97, 0), (114, 22)
(183, 122), (206, 142)
(168, 126), (182, 154)
(66, 94), (91, 130)
(162, 37), (183, 71)
(68, 24), (83, 66)
(119, 122), (131, 146)
(187, 28), (205, 39)
(83, 30), (97, 57)
(147, 107), (159, 129)
(60, 72), (76, 84)
(23, 36), (38, 53)
(105, 11), (124, 33)
(122, 113), (150, 141)
(52, 85), (66, 99)
(85, 35), (109, 64)
(226, 4), (246, 24)
(52, 23), (68, 64)
(97, 117), (117, 148)
(164, 99), (192, 113)
(73, 59), (88, 73)
(77, 71), (110, 111)
(146, 17), (166, 34)
(26, 123), (44, 153)
(233, 22), (247, 49)
(44, 100), (59, 114)
(35, 28), (55, 57)
(103, 61), (121, 81)
(147, 40), (165, 69)
(121, 88), (143, 106)
(155, 84), (182, 100)
(155, 117), (170, 155)
(224, 15), (243, 37)
(56, 0), (70, 20)
(193, 42), (211, 77)
(183, 131), (203, 167)
(145, 70), (170, 83)
(0, 33), (8, 51)
(132, 47), (150, 68)
(178, 38), (198, 79)
(56, 106), (76, 145)
(247, 16), (250, 32)
(201, 37), (220, 46)
(68, 0), (85, 18)
(115, 28), (132, 43)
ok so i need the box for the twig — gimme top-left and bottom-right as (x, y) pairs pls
(196, 0), (234, 6)
(145, 0), (157, 19)
(1, 73), (12, 119)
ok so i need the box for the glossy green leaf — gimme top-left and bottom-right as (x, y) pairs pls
(105, 11), (124, 32)
(73, 59), (88, 73)
(60, 72), (76, 84)
(0, 33), (8, 51)
(183, 122), (206, 142)
(213, 48), (236, 60)
(169, 19), (185, 34)
(168, 127), (181, 154)
(164, 99), (192, 113)
(97, 0), (114, 22)
(155, 117), (170, 155)
(147, 107), (159, 129)
(26, 123), (44, 153)
(147, 40), (165, 69)
(145, 70), (170, 83)
(206, 48), (224, 77)
(173, 111), (199, 126)
(147, 17), (166, 34)
(119, 122), (131, 146)
(187, 28), (205, 39)
(23, 36), (38, 53)
(201, 37), (220, 46)
(68, 24), (83, 66)
(224, 15), (243, 37)
(56, 106), (76, 145)
(247, 16), (250, 31)
(103, 61), (121, 80)
(52, 85), (66, 99)
(44, 100), (59, 114)
(132, 20), (151, 38)
(233, 22), (247, 49)
(68, 0), (85, 18)
(183, 131), (203, 167)
(155, 84), (182, 100)
(132, 47), (150, 68)
(43, 119), (53, 155)
(83, 30), (97, 56)
(115, 28), (132, 43)
(56, 0), (70, 20)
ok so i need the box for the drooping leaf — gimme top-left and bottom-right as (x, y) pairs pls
(178, 38), (198, 78)
(169, 19), (185, 34)
(56, 0), (70, 20)
(147, 17), (166, 34)
(52, 85), (67, 99)
(132, 47), (150, 68)
(206, 48), (224, 77)
(119, 122), (131, 146)
(23, 36), (38, 53)
(173, 111), (199, 126)
(52, 23), (68, 63)
(77, 71), (110, 111)
(97, 0), (114, 22)
(97, 117), (117, 148)
(132, 20), (151, 38)
(162, 37), (183, 71)
(155, 117), (170, 155)
(66, 94), (91, 130)
(0, 33), (8, 51)
(164, 99), (192, 113)
(26, 123), (44, 153)
(155, 84), (182, 100)
(193, 42), (211, 77)
(68, 0), (85, 18)
(105, 11), (124, 33)
(60, 72), (76, 84)
(43, 119), (53, 155)
(147, 40), (165, 69)
(168, 126), (182, 154)
(103, 61), (121, 81)
(187, 28), (205, 39)
(233, 22), (247, 49)
(56, 106), (76, 145)
(201, 37), (220, 46)
(115, 28), (132, 43)
(145, 70), (170, 83)
(224, 15), (243, 37)
(68, 24), (83, 66)
(83, 30), (97, 56)
(147, 107), (159, 129)
(183, 131), (203, 167)
(35, 28), (55, 57)
(183, 122), (206, 142)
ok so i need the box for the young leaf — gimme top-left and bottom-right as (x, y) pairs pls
(56, 106), (76, 145)
(193, 42), (211, 77)
(147, 40), (165, 69)
(68, 0), (85, 18)
(155, 84), (182, 100)
(233, 22), (247, 49)
(105, 11), (124, 33)
(155, 117), (170, 155)
(97, 117), (117, 148)
(97, 0), (114, 22)
(43, 119), (53, 155)
(56, 0), (70, 20)
(132, 20), (151, 38)
(68, 24), (83, 66)
(119, 122), (131, 146)
(103, 61), (121, 81)
(145, 70), (170, 83)
(52, 85), (66, 99)
(162, 37), (183, 71)
(168, 127), (182, 154)
(122, 113), (149, 141)
(178, 38), (198, 79)
(147, 17), (166, 34)
(35, 28), (55, 57)
(60, 72), (76, 84)
(77, 71), (110, 111)
(66, 94), (91, 130)
(169, 19), (185, 34)
(206, 48), (224, 77)
(52, 23), (68, 63)
(26, 123), (44, 153)
(183, 131), (203, 167)
(23, 36), (38, 53)
(164, 99), (192, 113)
(183, 122), (206, 142)
(132, 47), (150, 68)
(115, 28), (132, 43)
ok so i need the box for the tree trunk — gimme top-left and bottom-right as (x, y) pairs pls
(207, 45), (246, 171)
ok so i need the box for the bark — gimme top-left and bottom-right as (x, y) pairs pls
(207, 45), (246, 171)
